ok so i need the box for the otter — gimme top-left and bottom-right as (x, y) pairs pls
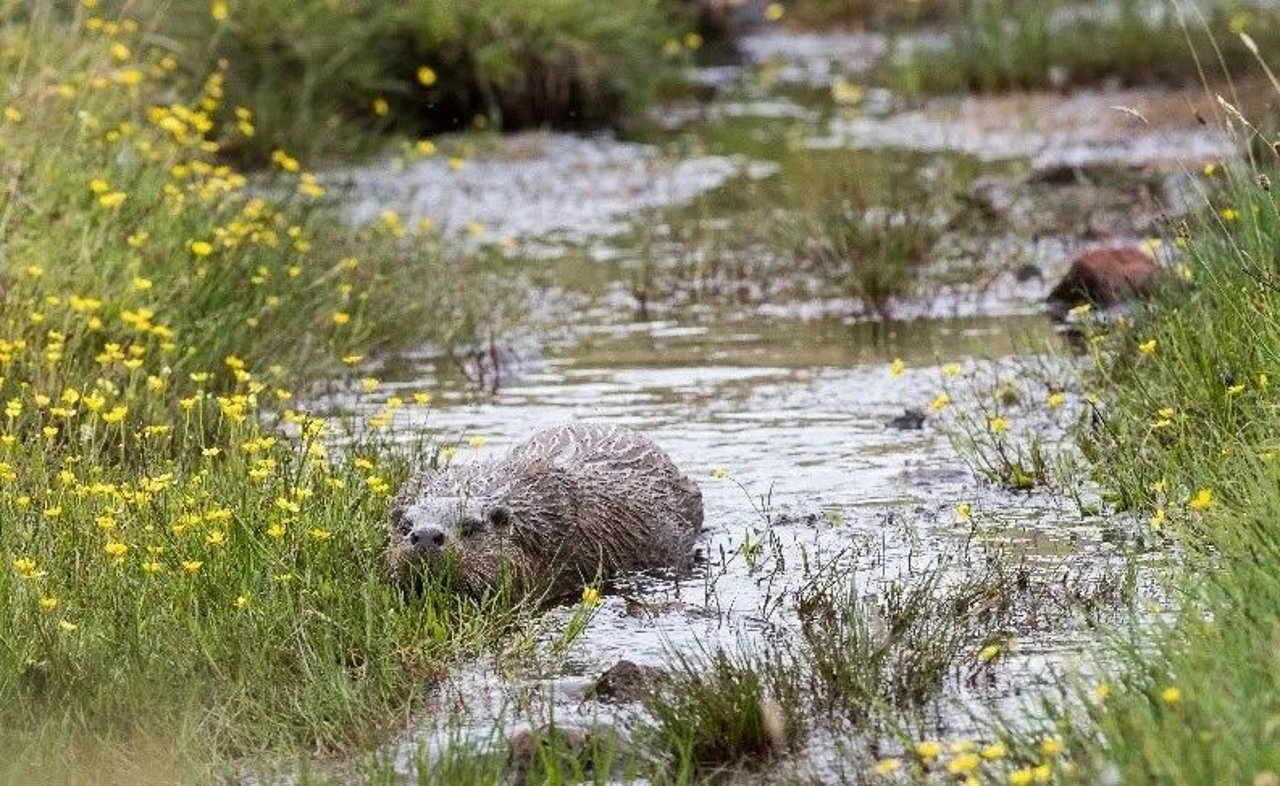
(385, 423), (704, 600)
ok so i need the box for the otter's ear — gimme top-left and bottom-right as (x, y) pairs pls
(489, 505), (513, 532)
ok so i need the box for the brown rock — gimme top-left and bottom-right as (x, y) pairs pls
(1046, 246), (1160, 317)
(587, 660), (667, 703)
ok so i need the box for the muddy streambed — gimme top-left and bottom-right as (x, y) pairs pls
(314, 28), (1217, 780)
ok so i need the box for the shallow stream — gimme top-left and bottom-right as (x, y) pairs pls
(318, 26), (1215, 778)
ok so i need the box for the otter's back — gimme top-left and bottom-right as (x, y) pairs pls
(510, 422), (703, 536)
(510, 423), (666, 472)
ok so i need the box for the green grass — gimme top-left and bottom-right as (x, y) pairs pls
(1043, 160), (1280, 782)
(145, 0), (693, 164)
(0, 6), (542, 781)
(897, 0), (1280, 94)
(964, 136), (1280, 780)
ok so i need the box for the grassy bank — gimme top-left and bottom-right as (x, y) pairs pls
(897, 0), (1280, 94)
(1035, 155), (1280, 782)
(930, 103), (1280, 780)
(0, 6), (542, 782)
(145, 0), (693, 164)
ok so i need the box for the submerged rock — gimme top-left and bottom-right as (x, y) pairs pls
(588, 660), (668, 703)
(1014, 263), (1044, 283)
(1045, 246), (1160, 319)
(886, 408), (927, 431)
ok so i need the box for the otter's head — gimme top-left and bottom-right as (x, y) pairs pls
(385, 494), (518, 594)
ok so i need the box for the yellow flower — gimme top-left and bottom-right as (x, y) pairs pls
(98, 191), (127, 208)
(309, 528), (332, 541)
(3, 105), (22, 123)
(1032, 763), (1052, 783)
(38, 596), (58, 612)
(361, 377), (380, 393)
(468, 436), (488, 448)
(764, 2), (785, 21)
(871, 758), (901, 775)
(1046, 392), (1066, 409)
(190, 240), (214, 256)
(981, 741), (1006, 760)
(448, 156), (465, 172)
(417, 66), (437, 86)
(956, 502), (972, 522)
(710, 466), (728, 479)
(915, 741), (941, 760)
(182, 559), (203, 575)
(267, 522), (287, 539)
(831, 77), (865, 105)
(206, 530), (227, 547)
(988, 416), (1009, 435)
(948, 752), (981, 775)
(59, 619), (77, 633)
(683, 32), (703, 49)
(1093, 681), (1112, 702)
(1138, 339), (1157, 356)
(1220, 208), (1240, 222)
(979, 644), (1001, 662)
(1188, 489), (1213, 511)
(104, 541), (128, 559)
(415, 139), (437, 157)
(942, 362), (962, 377)
(298, 173), (325, 198)
(1161, 685), (1182, 705)
(929, 392), (950, 412)
(372, 97), (390, 116)
(1039, 737), (1064, 757)
(13, 557), (44, 580)
(1067, 303), (1091, 317)
(1203, 162), (1218, 177)
(413, 392), (432, 405)
(1150, 508), (1166, 531)
(332, 311), (351, 326)
(211, 0), (228, 20)
(1010, 769), (1035, 786)
(581, 586), (602, 607)
(271, 149), (300, 172)
(889, 358), (905, 378)
(142, 560), (163, 575)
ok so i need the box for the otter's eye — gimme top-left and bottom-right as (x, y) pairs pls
(458, 517), (484, 537)
(489, 506), (513, 531)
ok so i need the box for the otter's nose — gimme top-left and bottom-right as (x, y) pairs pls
(408, 524), (446, 555)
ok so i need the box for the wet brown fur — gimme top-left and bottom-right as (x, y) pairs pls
(385, 423), (704, 600)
